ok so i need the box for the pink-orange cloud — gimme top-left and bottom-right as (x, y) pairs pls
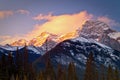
(0, 10), (13, 19)
(0, 35), (26, 45)
(33, 12), (53, 21)
(16, 9), (30, 15)
(97, 16), (120, 26)
(27, 11), (93, 39)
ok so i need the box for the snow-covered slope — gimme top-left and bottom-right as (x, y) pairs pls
(108, 32), (120, 42)
(80, 20), (120, 51)
(0, 45), (44, 63)
(80, 20), (110, 40)
(0, 44), (44, 55)
(34, 37), (120, 70)
(0, 44), (23, 51)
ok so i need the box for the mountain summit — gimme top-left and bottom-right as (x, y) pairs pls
(80, 20), (120, 51)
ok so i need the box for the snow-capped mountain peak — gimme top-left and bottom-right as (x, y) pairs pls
(80, 20), (110, 40)
(80, 20), (120, 51)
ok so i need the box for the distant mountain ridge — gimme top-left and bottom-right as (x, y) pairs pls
(0, 45), (43, 63)
(10, 20), (120, 52)
(33, 37), (120, 71)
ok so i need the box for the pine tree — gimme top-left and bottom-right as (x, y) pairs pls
(23, 45), (29, 74)
(16, 47), (23, 74)
(113, 67), (119, 80)
(57, 64), (67, 80)
(100, 64), (105, 80)
(23, 74), (28, 80)
(107, 65), (113, 80)
(8, 52), (15, 77)
(62, 68), (67, 80)
(16, 47), (20, 69)
(10, 74), (15, 80)
(28, 63), (36, 80)
(84, 52), (97, 80)
(44, 58), (56, 80)
(94, 66), (99, 80)
(38, 71), (44, 80)
(0, 54), (9, 80)
(68, 62), (78, 80)
(16, 75), (19, 80)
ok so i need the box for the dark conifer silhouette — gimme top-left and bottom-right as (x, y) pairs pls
(113, 67), (119, 80)
(107, 65), (113, 80)
(84, 52), (97, 80)
(100, 64), (105, 80)
(57, 64), (67, 80)
(0, 54), (9, 80)
(23, 44), (29, 74)
(44, 58), (56, 80)
(68, 62), (78, 80)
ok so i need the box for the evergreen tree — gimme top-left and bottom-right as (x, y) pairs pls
(8, 52), (15, 77)
(28, 63), (36, 80)
(23, 74), (28, 80)
(0, 54), (9, 80)
(113, 67), (119, 80)
(62, 68), (67, 80)
(44, 58), (56, 80)
(16, 47), (23, 74)
(68, 62), (78, 80)
(10, 74), (15, 80)
(100, 64), (106, 80)
(84, 52), (97, 80)
(38, 71), (44, 80)
(16, 75), (19, 80)
(16, 47), (20, 69)
(57, 64), (67, 80)
(107, 65), (113, 80)
(94, 66), (99, 80)
(23, 45), (29, 74)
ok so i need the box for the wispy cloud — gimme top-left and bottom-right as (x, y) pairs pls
(16, 9), (30, 15)
(97, 16), (120, 27)
(0, 9), (30, 19)
(33, 12), (53, 21)
(0, 35), (25, 45)
(0, 10), (13, 19)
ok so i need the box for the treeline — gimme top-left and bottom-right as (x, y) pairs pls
(0, 46), (35, 80)
(0, 46), (120, 80)
(84, 53), (120, 80)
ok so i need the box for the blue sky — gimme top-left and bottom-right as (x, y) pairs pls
(0, 0), (120, 44)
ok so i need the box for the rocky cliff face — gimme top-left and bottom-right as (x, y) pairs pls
(80, 20), (120, 51)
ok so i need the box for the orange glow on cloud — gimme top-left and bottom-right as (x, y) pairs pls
(97, 16), (120, 27)
(1, 11), (118, 45)
(27, 11), (93, 39)
(16, 9), (30, 15)
(0, 10), (13, 19)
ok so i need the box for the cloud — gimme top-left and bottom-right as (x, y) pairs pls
(16, 9), (30, 15)
(33, 12), (53, 21)
(0, 9), (30, 19)
(0, 10), (13, 19)
(1, 11), (120, 45)
(27, 11), (93, 39)
(97, 16), (120, 26)
(0, 35), (25, 45)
